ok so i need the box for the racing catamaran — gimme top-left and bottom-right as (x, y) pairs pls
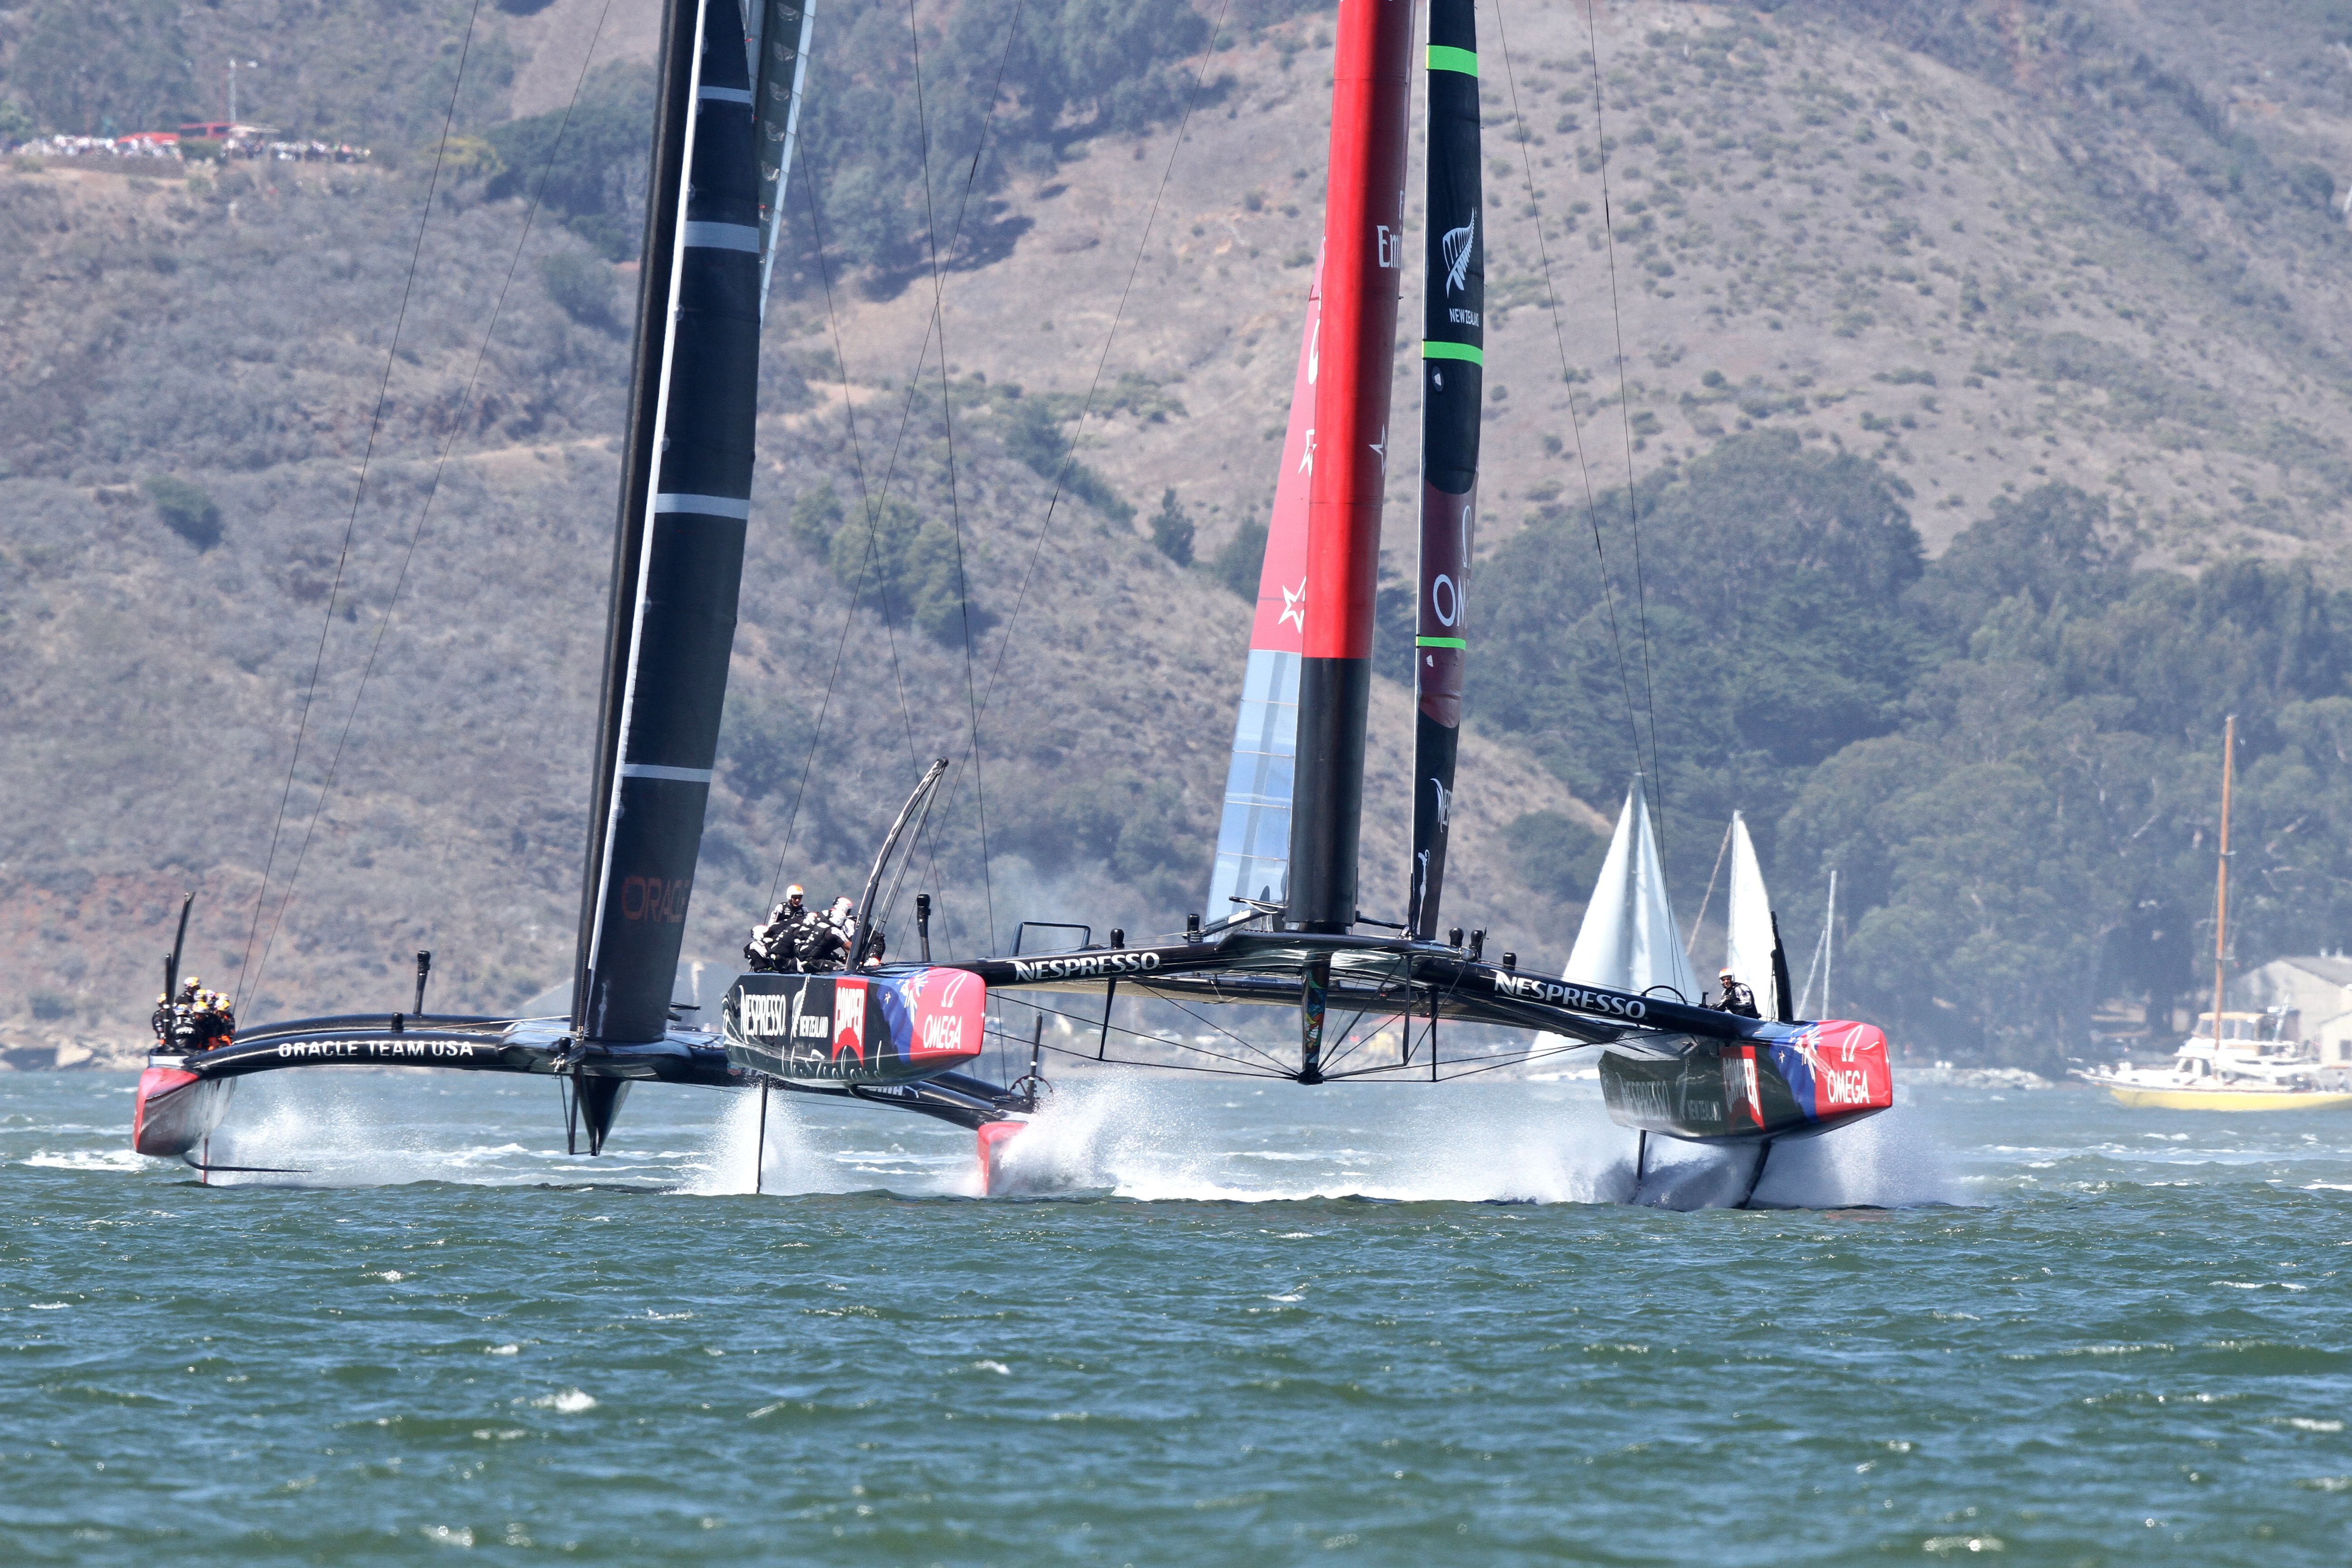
(134, 0), (1894, 1202)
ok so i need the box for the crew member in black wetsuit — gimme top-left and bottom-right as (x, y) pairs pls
(797, 897), (857, 973)
(196, 989), (235, 1049)
(745, 886), (809, 973)
(1715, 967), (1759, 1019)
(154, 977), (201, 1046)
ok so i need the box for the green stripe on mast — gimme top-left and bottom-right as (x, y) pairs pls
(1422, 341), (1482, 365)
(1427, 45), (1478, 75)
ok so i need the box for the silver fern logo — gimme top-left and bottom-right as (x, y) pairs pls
(1441, 212), (1476, 294)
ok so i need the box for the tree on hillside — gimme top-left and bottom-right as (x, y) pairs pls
(1781, 557), (2352, 1067)
(792, 0), (1212, 280)
(1478, 430), (1926, 874)
(1150, 488), (1193, 565)
(10, 0), (191, 136)
(485, 61), (655, 260)
(1908, 482), (2138, 643)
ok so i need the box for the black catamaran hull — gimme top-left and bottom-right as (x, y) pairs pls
(950, 929), (1893, 1158)
(130, 1011), (743, 1163)
(720, 968), (988, 1085)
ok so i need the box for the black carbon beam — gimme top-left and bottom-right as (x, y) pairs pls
(1288, 661), (1371, 935)
(576, 0), (765, 1049)
(1407, 0), (1484, 941)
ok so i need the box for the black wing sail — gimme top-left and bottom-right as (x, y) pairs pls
(1407, 0), (1484, 940)
(574, 0), (768, 1045)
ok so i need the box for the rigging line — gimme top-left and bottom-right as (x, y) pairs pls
(1123, 990), (1302, 1076)
(767, 157), (873, 907)
(989, 991), (1295, 1076)
(1333, 1032), (1597, 1083)
(911, 0), (1239, 960)
(904, 0), (998, 955)
(999, 1018), (1293, 1079)
(767, 145), (955, 951)
(1578, 0), (1668, 841)
(963, 0), (1236, 735)
(1025, 1037), (1292, 1080)
(1326, 1033), (1589, 1080)
(994, 1027), (1291, 1079)
(987, 990), (1293, 1074)
(245, 0), (608, 1014)
(908, 0), (1044, 959)
(1312, 957), (1417, 1073)
(1683, 816), (1735, 956)
(1327, 1036), (1594, 1082)
(1485, 0), (1647, 809)
(1312, 1005), (1381, 1075)
(230, 0), (489, 1011)
(1313, 960), (1410, 1075)
(1422, 1038), (1600, 1083)
(766, 0), (1031, 950)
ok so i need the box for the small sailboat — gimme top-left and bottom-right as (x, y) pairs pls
(2077, 716), (2352, 1110)
(1722, 811), (1795, 1021)
(1565, 778), (1701, 1005)
(135, 0), (1896, 1200)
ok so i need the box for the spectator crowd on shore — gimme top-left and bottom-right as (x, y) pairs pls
(7, 130), (372, 165)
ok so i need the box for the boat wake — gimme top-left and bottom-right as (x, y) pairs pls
(717, 1076), (1966, 1210)
(182, 1073), (696, 1188)
(147, 1070), (1963, 1209)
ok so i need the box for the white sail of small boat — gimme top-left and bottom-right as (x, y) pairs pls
(1723, 811), (1783, 1021)
(1566, 778), (1700, 1004)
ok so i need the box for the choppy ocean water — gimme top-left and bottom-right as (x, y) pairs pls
(6, 1068), (2352, 1565)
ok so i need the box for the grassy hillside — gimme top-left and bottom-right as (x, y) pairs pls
(10, 0), (2352, 1068)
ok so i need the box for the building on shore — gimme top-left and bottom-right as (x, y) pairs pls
(2231, 956), (2352, 1064)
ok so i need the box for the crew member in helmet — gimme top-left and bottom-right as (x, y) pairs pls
(1715, 967), (1759, 1019)
(157, 976), (207, 1051)
(153, 978), (199, 1045)
(746, 885), (810, 973)
(797, 897), (858, 973)
(196, 989), (236, 1049)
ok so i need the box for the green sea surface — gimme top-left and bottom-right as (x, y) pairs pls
(5, 1069), (2350, 1564)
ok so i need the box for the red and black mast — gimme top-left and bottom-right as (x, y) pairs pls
(1287, 0), (1414, 940)
(1406, 0), (1483, 939)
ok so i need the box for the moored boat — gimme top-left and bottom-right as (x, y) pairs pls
(2073, 714), (2352, 1111)
(2078, 1010), (2352, 1111)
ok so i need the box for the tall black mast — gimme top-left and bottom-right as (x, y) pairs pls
(572, 0), (765, 1044)
(1406, 0), (1484, 941)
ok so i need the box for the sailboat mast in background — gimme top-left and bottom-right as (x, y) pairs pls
(1287, 0), (1412, 936)
(1407, 0), (1485, 940)
(2213, 711), (2236, 1047)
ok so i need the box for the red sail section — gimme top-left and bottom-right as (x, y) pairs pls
(1247, 251), (1321, 655)
(1284, 0), (1412, 934)
(1303, 0), (1411, 663)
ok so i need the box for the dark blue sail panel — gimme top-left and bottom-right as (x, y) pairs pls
(576, 0), (767, 1045)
